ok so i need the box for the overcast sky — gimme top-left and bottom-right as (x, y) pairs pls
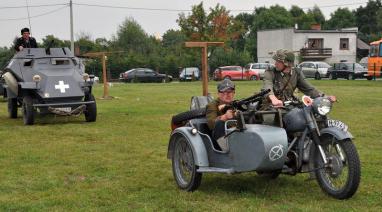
(0, 0), (368, 48)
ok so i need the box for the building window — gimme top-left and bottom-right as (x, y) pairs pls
(340, 38), (349, 50)
(308, 38), (323, 48)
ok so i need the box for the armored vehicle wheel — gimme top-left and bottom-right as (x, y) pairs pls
(171, 108), (206, 126)
(314, 138), (360, 199)
(8, 98), (18, 118)
(22, 96), (35, 125)
(172, 136), (202, 191)
(84, 94), (97, 122)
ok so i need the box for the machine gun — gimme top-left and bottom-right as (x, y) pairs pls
(221, 89), (270, 113)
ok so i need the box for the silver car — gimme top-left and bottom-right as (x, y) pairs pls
(297, 61), (332, 80)
(244, 63), (274, 79)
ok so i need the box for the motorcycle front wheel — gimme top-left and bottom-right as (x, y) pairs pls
(314, 137), (360, 199)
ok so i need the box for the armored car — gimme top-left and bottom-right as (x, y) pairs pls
(2, 47), (97, 125)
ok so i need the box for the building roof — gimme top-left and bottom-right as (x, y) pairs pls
(357, 38), (369, 50)
(258, 27), (358, 34)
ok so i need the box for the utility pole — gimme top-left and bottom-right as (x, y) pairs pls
(70, 0), (74, 53)
(185, 42), (224, 96)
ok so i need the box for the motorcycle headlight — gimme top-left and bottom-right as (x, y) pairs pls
(313, 97), (332, 115)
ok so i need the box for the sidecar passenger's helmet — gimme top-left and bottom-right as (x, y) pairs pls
(272, 49), (295, 66)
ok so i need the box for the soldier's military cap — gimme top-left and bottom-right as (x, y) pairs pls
(217, 79), (235, 92)
(272, 49), (295, 65)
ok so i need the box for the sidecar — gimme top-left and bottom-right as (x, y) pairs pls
(2, 47), (97, 125)
(168, 96), (288, 191)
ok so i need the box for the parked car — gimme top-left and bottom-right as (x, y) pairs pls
(297, 61), (332, 80)
(329, 62), (368, 80)
(213, 66), (259, 81)
(179, 67), (200, 81)
(119, 68), (172, 83)
(244, 63), (274, 79)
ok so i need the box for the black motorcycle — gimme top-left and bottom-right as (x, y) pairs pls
(254, 95), (360, 199)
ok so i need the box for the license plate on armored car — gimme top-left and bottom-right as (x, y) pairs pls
(56, 107), (72, 113)
(327, 119), (348, 132)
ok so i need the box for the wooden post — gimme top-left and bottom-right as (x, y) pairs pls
(102, 53), (109, 98)
(81, 51), (123, 99)
(185, 41), (224, 96)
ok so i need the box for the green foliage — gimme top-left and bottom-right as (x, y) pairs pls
(41, 35), (70, 48)
(355, 0), (382, 43)
(0, 47), (14, 69)
(325, 8), (356, 30)
(1, 2), (382, 77)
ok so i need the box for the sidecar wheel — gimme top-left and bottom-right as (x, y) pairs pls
(172, 136), (202, 191)
(314, 138), (360, 199)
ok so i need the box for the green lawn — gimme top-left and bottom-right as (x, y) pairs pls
(0, 80), (381, 211)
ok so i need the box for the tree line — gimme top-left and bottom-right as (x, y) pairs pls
(1, 1), (381, 79)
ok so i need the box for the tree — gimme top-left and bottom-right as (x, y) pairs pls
(289, 5), (316, 30)
(177, 2), (208, 41)
(325, 8), (356, 30)
(307, 5), (326, 27)
(246, 5), (294, 60)
(355, 0), (382, 42)
(113, 17), (153, 54)
(41, 35), (70, 48)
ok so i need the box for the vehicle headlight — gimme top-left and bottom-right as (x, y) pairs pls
(313, 97), (332, 115)
(82, 73), (89, 81)
(33, 75), (41, 82)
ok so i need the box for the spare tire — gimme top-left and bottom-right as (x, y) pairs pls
(172, 108), (206, 125)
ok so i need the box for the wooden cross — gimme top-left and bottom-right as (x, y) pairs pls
(185, 42), (224, 96)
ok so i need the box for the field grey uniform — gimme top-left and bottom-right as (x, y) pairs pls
(262, 66), (323, 107)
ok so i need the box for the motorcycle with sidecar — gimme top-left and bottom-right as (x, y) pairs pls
(168, 90), (360, 199)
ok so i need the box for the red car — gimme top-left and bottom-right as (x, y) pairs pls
(213, 66), (260, 81)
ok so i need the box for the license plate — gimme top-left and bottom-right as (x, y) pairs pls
(327, 119), (348, 132)
(56, 107), (72, 113)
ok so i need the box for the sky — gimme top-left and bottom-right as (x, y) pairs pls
(0, 0), (368, 48)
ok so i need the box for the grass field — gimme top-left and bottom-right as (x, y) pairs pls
(0, 80), (381, 211)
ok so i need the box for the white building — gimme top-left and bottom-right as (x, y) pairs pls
(257, 26), (358, 65)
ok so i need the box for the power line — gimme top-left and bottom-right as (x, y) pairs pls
(0, 5), (68, 21)
(73, 3), (191, 12)
(0, 3), (68, 10)
(74, 2), (368, 13)
(301, 1), (368, 10)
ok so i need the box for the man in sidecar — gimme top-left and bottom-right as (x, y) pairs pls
(206, 79), (236, 151)
(262, 49), (336, 109)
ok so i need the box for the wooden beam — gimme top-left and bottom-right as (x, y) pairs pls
(185, 41), (224, 96)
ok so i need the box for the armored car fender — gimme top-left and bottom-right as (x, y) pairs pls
(2, 72), (18, 97)
(168, 127), (209, 167)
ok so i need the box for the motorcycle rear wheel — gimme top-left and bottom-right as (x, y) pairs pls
(314, 138), (360, 199)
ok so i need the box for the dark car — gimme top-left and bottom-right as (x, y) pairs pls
(329, 62), (368, 80)
(119, 68), (172, 83)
